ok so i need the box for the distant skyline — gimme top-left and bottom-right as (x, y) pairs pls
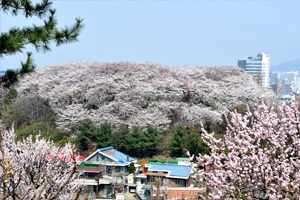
(2, 1), (300, 71)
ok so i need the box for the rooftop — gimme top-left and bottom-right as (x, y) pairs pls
(99, 146), (136, 163)
(176, 157), (190, 160)
(78, 163), (101, 168)
(76, 164), (104, 172)
(148, 159), (178, 165)
(154, 188), (205, 199)
(149, 164), (192, 178)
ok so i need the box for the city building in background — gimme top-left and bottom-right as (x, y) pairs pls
(291, 81), (300, 95)
(285, 71), (298, 82)
(238, 52), (270, 87)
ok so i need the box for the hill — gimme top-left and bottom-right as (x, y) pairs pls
(15, 61), (276, 132)
(271, 58), (300, 72)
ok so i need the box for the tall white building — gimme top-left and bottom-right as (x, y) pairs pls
(238, 52), (270, 87)
(285, 71), (298, 82)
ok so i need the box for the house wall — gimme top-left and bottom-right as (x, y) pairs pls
(167, 178), (186, 187)
(87, 152), (115, 163)
(146, 176), (187, 187)
(187, 176), (191, 187)
(106, 166), (129, 176)
(146, 175), (164, 186)
(84, 171), (103, 180)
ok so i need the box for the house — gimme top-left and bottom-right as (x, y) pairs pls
(77, 147), (137, 197)
(136, 159), (195, 200)
(84, 146), (137, 176)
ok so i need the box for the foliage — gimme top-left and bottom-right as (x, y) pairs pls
(188, 96), (300, 199)
(116, 173), (123, 180)
(14, 61), (277, 133)
(125, 126), (144, 149)
(129, 162), (136, 174)
(119, 126), (163, 152)
(143, 125), (163, 152)
(168, 126), (187, 157)
(0, 127), (83, 199)
(93, 121), (115, 149)
(15, 119), (63, 142)
(75, 119), (96, 151)
(2, 94), (55, 131)
(2, 98), (27, 130)
(0, 0), (84, 89)
(119, 126), (131, 149)
(187, 132), (210, 158)
(3, 88), (18, 107)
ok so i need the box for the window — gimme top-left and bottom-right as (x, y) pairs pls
(115, 167), (120, 172)
(150, 176), (156, 183)
(88, 173), (95, 179)
(173, 179), (184, 186)
(96, 156), (99, 161)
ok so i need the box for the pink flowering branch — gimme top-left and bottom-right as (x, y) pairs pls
(188, 96), (300, 200)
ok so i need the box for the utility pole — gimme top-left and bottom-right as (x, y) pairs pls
(156, 177), (161, 200)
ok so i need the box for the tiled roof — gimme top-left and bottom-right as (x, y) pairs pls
(76, 165), (104, 172)
(154, 189), (205, 199)
(99, 146), (136, 163)
(149, 164), (192, 178)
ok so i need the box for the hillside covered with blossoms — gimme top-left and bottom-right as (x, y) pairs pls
(15, 61), (276, 132)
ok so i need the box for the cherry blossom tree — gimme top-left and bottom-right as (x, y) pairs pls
(14, 61), (277, 132)
(188, 96), (300, 199)
(0, 127), (83, 200)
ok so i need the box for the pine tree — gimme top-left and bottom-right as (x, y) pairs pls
(128, 126), (143, 149)
(3, 88), (18, 108)
(168, 125), (187, 157)
(76, 119), (95, 151)
(143, 125), (163, 155)
(0, 0), (84, 89)
(93, 121), (115, 148)
(119, 126), (131, 149)
(187, 132), (210, 158)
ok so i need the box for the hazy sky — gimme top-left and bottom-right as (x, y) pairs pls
(2, 1), (300, 71)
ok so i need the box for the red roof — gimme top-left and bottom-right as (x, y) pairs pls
(154, 189), (205, 199)
(76, 165), (105, 172)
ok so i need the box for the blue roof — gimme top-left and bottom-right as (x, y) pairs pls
(99, 146), (136, 163)
(149, 164), (192, 178)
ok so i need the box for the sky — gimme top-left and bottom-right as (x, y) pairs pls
(2, 1), (300, 71)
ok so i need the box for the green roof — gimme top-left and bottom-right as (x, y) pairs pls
(78, 163), (101, 168)
(148, 159), (178, 165)
(177, 157), (190, 160)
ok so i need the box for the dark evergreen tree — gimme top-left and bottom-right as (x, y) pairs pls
(93, 121), (115, 148)
(127, 126), (143, 149)
(0, 0), (84, 89)
(142, 125), (163, 155)
(119, 126), (131, 149)
(3, 88), (18, 108)
(75, 119), (95, 151)
(187, 132), (211, 158)
(168, 125), (187, 157)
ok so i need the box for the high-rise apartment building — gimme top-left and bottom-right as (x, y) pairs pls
(285, 71), (298, 82)
(238, 52), (270, 87)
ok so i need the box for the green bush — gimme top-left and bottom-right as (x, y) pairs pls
(129, 162), (136, 174)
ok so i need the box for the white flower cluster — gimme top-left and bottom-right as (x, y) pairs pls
(16, 61), (276, 132)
